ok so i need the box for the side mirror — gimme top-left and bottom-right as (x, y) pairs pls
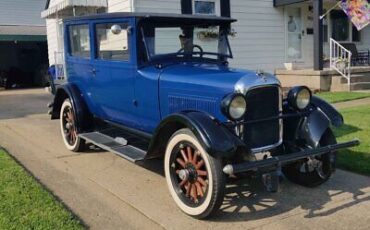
(110, 24), (122, 35)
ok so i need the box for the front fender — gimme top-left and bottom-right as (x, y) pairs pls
(300, 109), (330, 148)
(146, 111), (246, 159)
(51, 83), (92, 133)
(299, 96), (343, 148)
(311, 95), (343, 127)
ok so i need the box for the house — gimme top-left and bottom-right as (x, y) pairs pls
(42, 0), (370, 91)
(0, 0), (48, 88)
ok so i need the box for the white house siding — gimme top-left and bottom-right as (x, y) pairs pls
(133, 0), (284, 73)
(134, 0), (181, 13)
(46, 19), (59, 65)
(229, 0), (285, 72)
(0, 0), (45, 26)
(108, 0), (131, 12)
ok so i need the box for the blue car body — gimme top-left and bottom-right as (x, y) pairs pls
(63, 15), (279, 135)
(49, 12), (361, 219)
(50, 12), (356, 164)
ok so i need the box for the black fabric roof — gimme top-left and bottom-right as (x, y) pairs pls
(63, 12), (236, 23)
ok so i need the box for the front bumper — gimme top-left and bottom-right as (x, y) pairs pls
(223, 139), (360, 175)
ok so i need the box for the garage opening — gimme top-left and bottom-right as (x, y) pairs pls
(0, 40), (48, 89)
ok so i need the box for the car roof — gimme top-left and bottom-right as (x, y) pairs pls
(63, 12), (237, 24)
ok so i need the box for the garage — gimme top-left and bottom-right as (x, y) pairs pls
(0, 28), (48, 89)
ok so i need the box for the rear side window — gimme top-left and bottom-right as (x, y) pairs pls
(95, 23), (130, 61)
(69, 24), (90, 58)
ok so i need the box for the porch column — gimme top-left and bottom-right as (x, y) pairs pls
(181, 0), (192, 14)
(313, 0), (323, 70)
(220, 0), (231, 17)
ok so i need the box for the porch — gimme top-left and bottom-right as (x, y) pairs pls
(274, 0), (370, 91)
(276, 66), (370, 91)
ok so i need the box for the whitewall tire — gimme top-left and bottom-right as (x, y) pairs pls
(164, 128), (225, 219)
(60, 99), (85, 152)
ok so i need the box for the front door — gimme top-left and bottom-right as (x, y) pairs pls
(286, 7), (304, 63)
(90, 19), (138, 128)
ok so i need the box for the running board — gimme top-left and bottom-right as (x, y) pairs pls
(79, 132), (146, 162)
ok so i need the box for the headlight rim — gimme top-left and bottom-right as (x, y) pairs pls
(221, 93), (247, 121)
(287, 86), (312, 110)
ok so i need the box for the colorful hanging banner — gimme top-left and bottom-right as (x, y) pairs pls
(340, 0), (370, 31)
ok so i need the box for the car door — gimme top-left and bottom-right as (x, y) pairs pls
(89, 19), (138, 128)
(65, 23), (101, 115)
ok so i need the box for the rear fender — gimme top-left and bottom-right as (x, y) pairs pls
(146, 111), (246, 159)
(51, 83), (92, 133)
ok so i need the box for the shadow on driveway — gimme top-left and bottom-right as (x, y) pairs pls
(141, 158), (370, 222)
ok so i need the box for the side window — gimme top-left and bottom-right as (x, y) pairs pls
(193, 0), (220, 16)
(69, 24), (90, 58)
(95, 23), (130, 61)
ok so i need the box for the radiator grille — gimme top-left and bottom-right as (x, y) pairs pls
(243, 86), (281, 150)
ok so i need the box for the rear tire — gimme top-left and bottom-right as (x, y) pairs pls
(283, 129), (337, 187)
(164, 128), (225, 219)
(60, 99), (85, 152)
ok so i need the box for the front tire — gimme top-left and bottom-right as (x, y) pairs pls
(283, 129), (337, 187)
(60, 99), (85, 152)
(164, 128), (225, 219)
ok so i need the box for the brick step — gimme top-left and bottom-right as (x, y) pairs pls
(350, 82), (370, 91)
(348, 75), (370, 83)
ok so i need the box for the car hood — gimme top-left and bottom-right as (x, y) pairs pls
(159, 62), (281, 94)
(158, 61), (281, 121)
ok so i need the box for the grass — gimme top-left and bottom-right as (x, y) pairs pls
(334, 105), (370, 175)
(316, 91), (370, 104)
(0, 149), (84, 230)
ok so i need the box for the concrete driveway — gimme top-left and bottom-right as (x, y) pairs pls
(0, 89), (370, 230)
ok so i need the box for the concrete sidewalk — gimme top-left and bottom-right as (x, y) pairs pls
(333, 97), (370, 109)
(1, 89), (370, 230)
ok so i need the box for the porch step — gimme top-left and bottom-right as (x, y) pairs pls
(79, 132), (146, 162)
(350, 82), (370, 91)
(331, 73), (370, 91)
(338, 75), (370, 84)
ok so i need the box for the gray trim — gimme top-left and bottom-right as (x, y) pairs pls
(273, 0), (308, 7)
(45, 0), (50, 9)
(313, 0), (323, 70)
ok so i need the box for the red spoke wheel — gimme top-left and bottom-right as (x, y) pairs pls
(60, 99), (85, 152)
(164, 128), (225, 219)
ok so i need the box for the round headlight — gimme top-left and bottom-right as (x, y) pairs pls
(287, 86), (312, 110)
(221, 94), (247, 121)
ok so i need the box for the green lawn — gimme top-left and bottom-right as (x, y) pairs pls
(0, 149), (84, 230)
(316, 92), (370, 104)
(334, 105), (370, 175)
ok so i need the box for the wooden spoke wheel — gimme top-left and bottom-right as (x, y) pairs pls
(60, 99), (85, 152)
(164, 128), (225, 219)
(174, 144), (209, 204)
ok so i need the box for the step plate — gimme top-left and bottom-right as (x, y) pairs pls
(79, 132), (146, 162)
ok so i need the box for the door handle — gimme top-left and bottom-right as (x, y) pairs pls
(90, 68), (97, 76)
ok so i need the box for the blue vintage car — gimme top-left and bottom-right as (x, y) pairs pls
(49, 12), (359, 219)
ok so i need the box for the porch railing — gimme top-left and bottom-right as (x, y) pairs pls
(330, 38), (352, 89)
(54, 51), (65, 80)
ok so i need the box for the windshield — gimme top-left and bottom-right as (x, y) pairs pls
(141, 23), (232, 62)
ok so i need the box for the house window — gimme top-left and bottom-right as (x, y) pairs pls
(69, 24), (90, 58)
(330, 10), (361, 42)
(193, 0), (219, 15)
(95, 23), (130, 61)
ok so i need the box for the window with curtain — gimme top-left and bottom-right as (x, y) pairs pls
(331, 10), (361, 42)
(193, 1), (216, 15)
